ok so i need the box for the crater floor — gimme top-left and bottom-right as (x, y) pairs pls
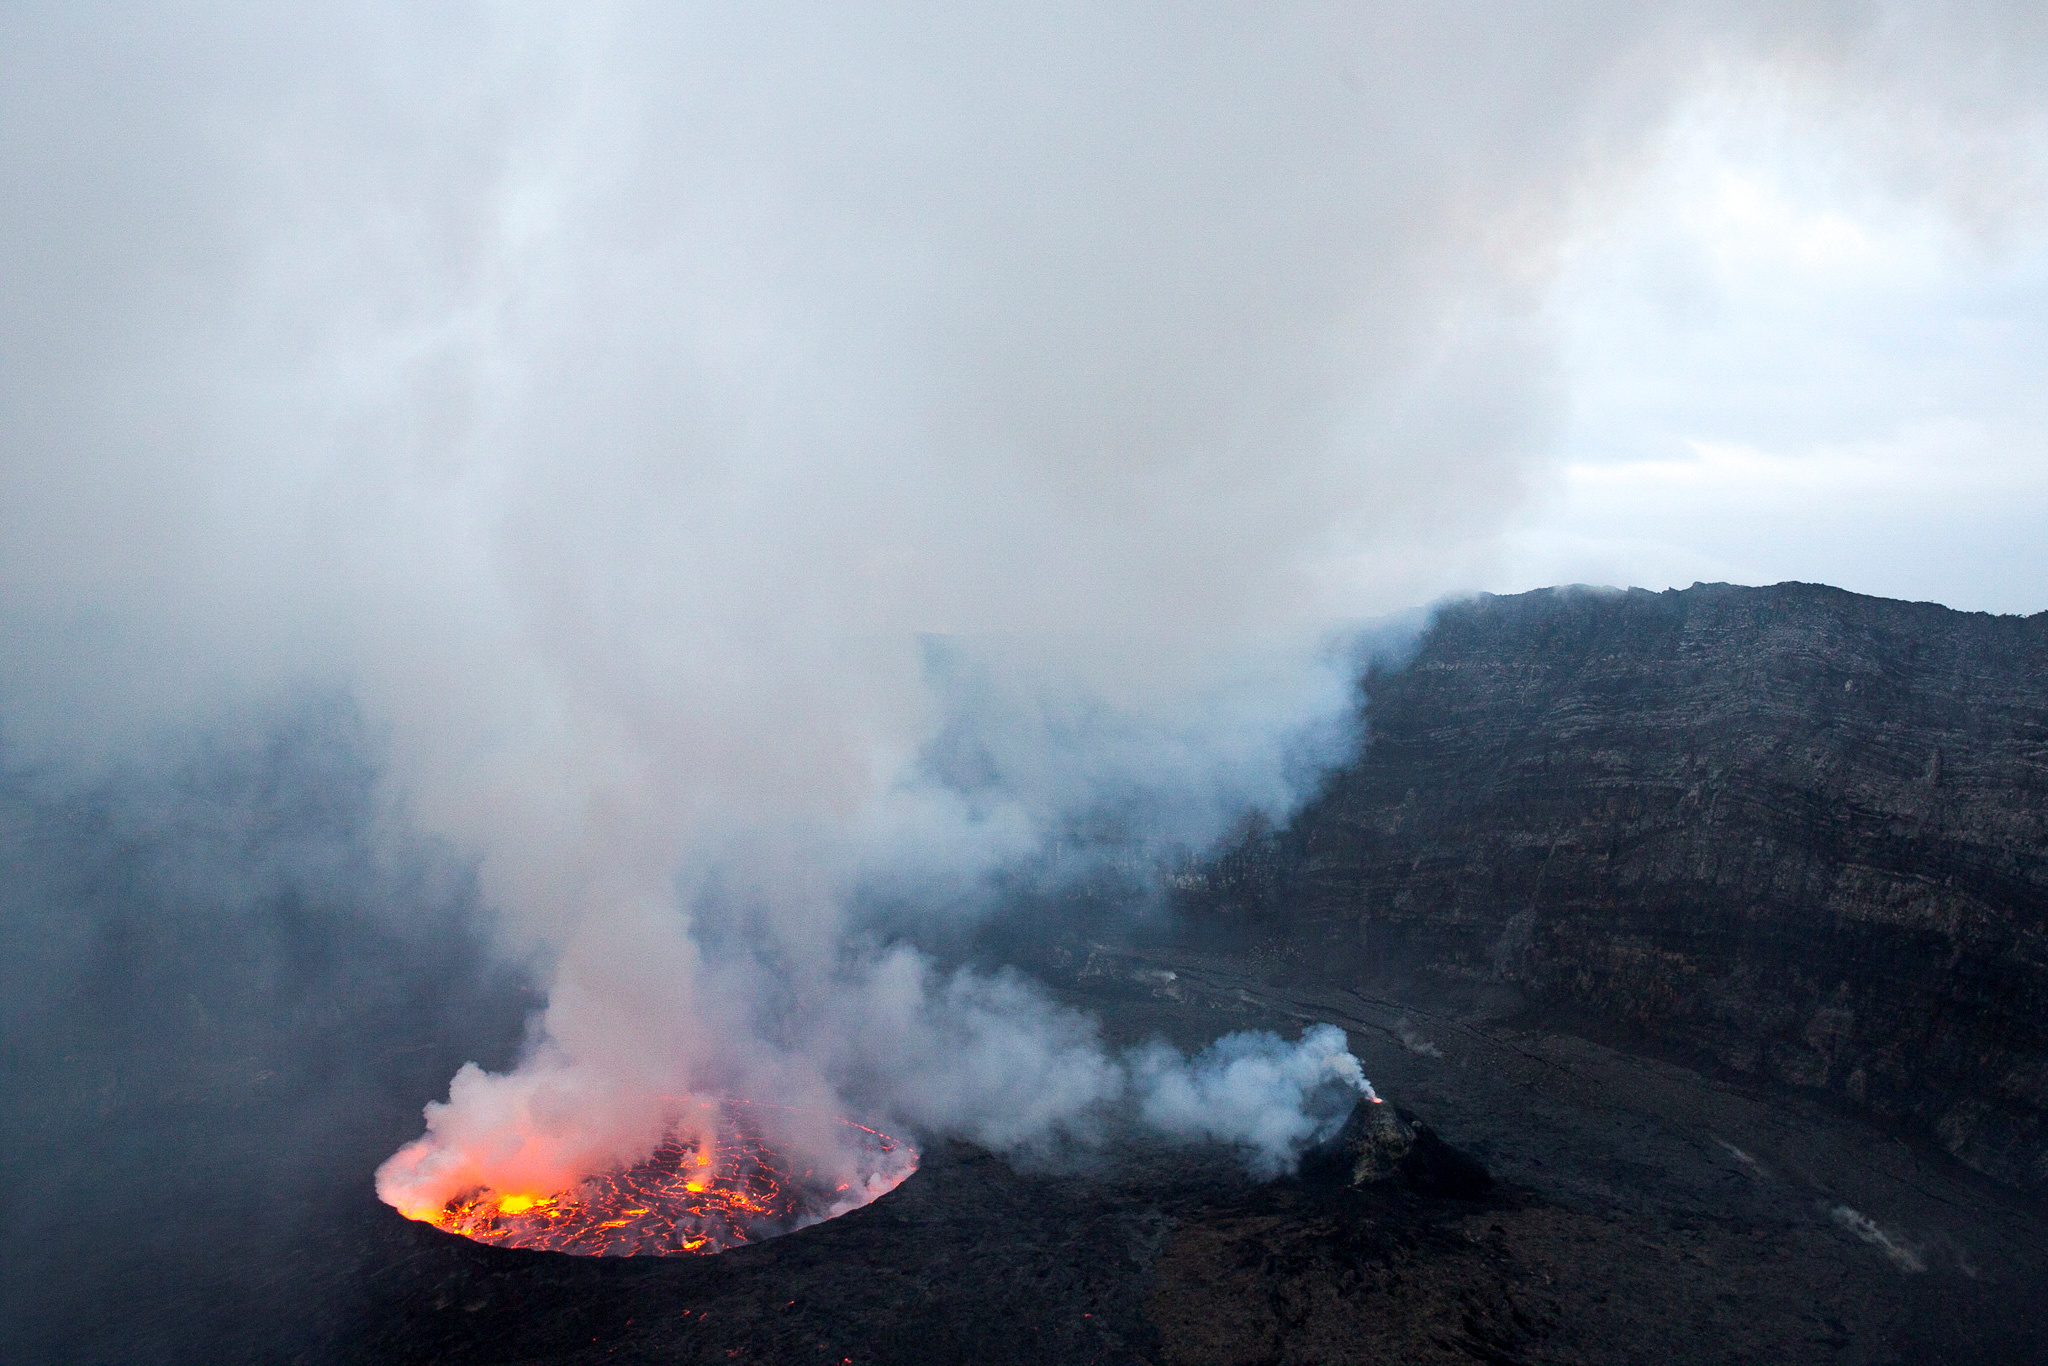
(348, 959), (2048, 1366)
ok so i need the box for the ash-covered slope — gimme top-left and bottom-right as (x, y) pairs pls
(1202, 582), (2048, 1192)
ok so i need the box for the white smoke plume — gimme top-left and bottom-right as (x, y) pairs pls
(5, 5), (2047, 1214)
(1132, 1024), (1375, 1178)
(378, 959), (1373, 1215)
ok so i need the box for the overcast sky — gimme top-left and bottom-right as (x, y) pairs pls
(1505, 63), (2048, 614)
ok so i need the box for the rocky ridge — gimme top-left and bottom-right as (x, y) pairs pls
(1195, 581), (2048, 1192)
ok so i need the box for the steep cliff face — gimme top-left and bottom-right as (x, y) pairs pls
(1220, 582), (2048, 1192)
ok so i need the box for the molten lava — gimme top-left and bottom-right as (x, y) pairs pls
(411, 1100), (916, 1256)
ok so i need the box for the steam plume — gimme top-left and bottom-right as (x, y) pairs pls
(4, 5), (2045, 1224)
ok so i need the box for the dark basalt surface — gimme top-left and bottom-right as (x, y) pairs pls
(1299, 1096), (1495, 1198)
(343, 973), (2048, 1365)
(11, 583), (2048, 1364)
(1186, 581), (2048, 1194)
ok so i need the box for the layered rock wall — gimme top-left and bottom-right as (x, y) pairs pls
(1219, 582), (2048, 1191)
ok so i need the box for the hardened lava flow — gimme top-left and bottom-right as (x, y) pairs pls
(406, 1100), (917, 1257)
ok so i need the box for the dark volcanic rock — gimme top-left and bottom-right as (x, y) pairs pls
(1303, 1097), (1494, 1197)
(13, 583), (2048, 1365)
(1309, 1096), (1421, 1185)
(1200, 581), (2048, 1192)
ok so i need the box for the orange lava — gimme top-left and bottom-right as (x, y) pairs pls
(417, 1100), (916, 1256)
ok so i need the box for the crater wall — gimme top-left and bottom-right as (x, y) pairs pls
(1204, 582), (2048, 1192)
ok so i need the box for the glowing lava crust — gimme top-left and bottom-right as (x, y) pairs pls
(418, 1101), (917, 1256)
